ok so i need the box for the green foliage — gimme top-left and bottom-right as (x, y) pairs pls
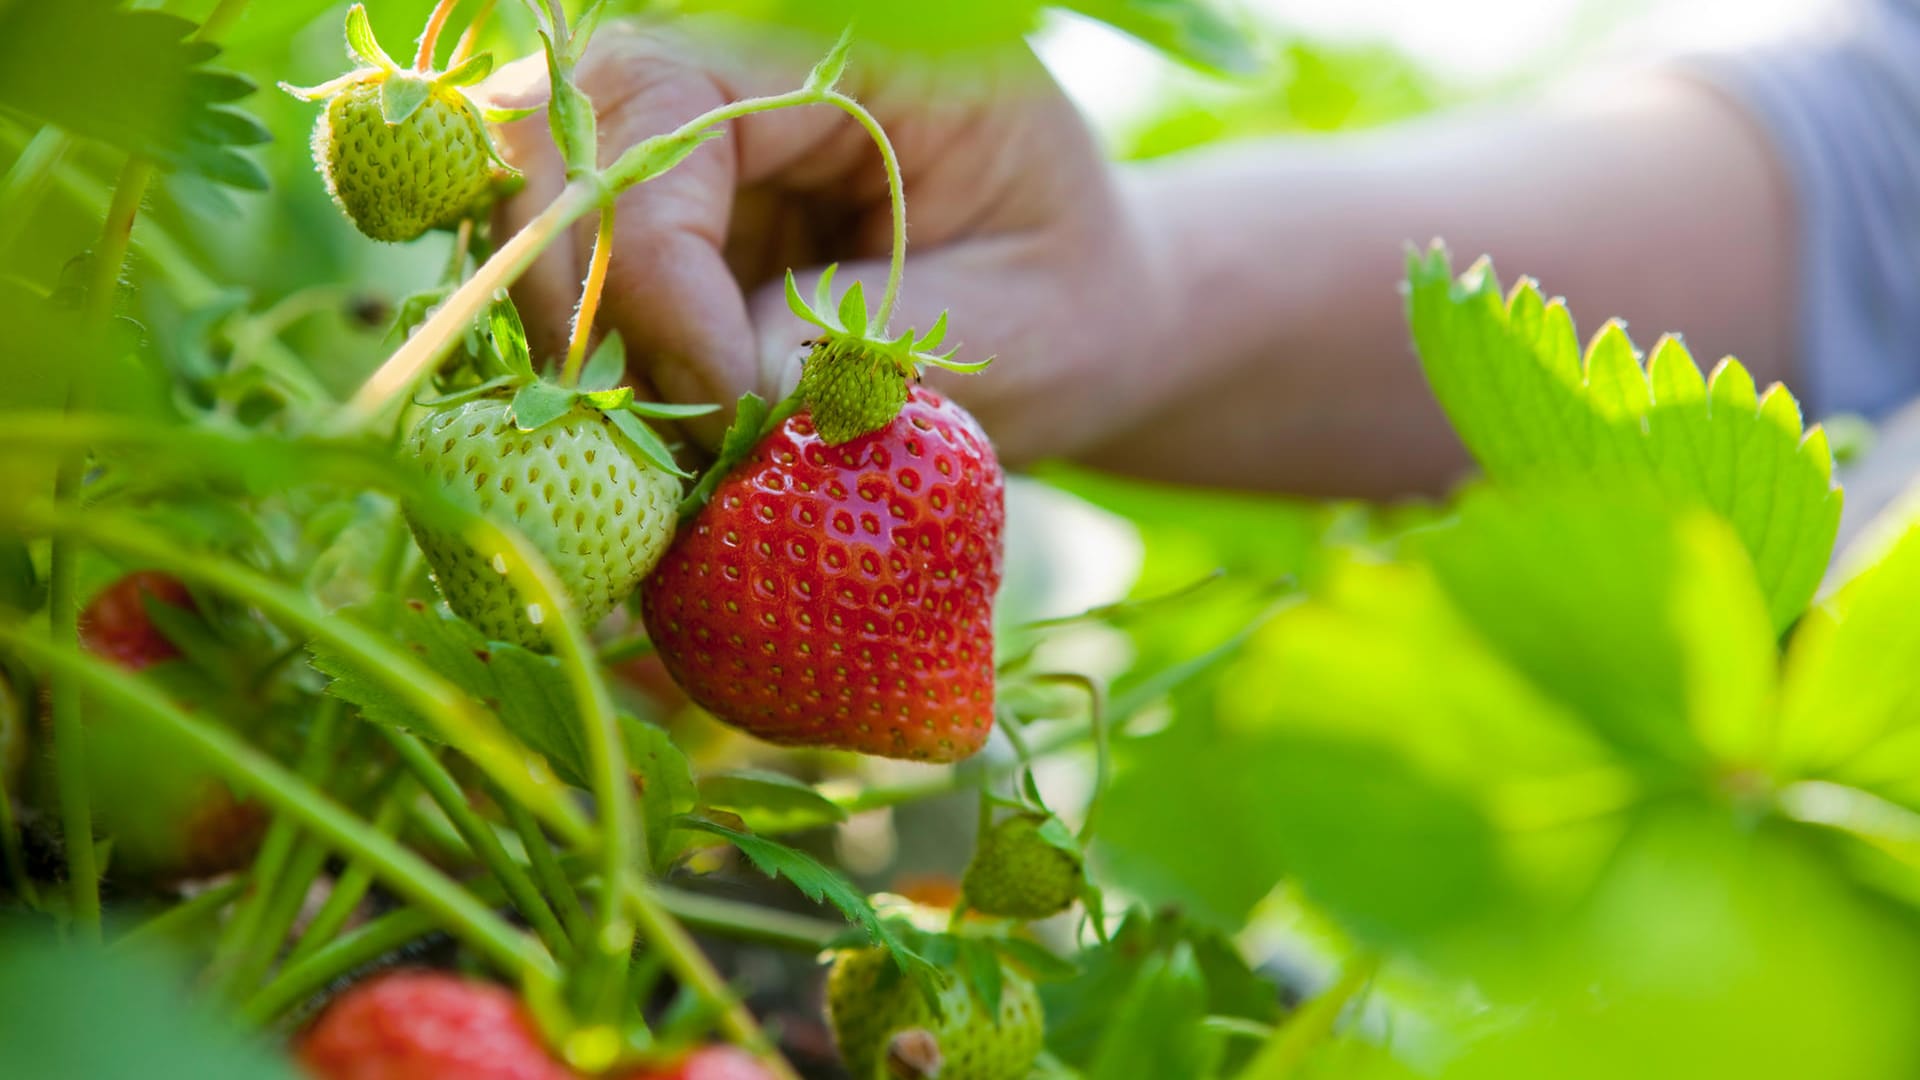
(0, 928), (299, 1078)
(1407, 247), (1841, 632)
(0, 0), (268, 189)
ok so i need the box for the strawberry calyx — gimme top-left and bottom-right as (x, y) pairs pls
(278, 4), (516, 173)
(415, 297), (715, 480)
(786, 265), (990, 445)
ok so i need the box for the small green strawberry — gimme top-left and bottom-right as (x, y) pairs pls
(787, 268), (989, 445)
(282, 5), (510, 243)
(826, 946), (1043, 1080)
(962, 811), (1085, 921)
(403, 306), (714, 649)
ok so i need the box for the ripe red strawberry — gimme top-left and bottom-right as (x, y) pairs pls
(641, 385), (1005, 762)
(297, 971), (572, 1080)
(77, 570), (194, 671)
(616, 1045), (776, 1079)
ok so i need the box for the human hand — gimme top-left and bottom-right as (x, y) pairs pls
(488, 18), (1176, 461)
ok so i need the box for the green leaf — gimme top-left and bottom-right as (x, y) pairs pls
(343, 4), (396, 69)
(541, 32), (598, 176)
(0, 928), (301, 1079)
(718, 392), (772, 464)
(489, 294), (534, 380)
(1419, 487), (1778, 767)
(1060, 0), (1259, 75)
(607, 410), (692, 479)
(0, 0), (270, 190)
(580, 332), (626, 392)
(677, 816), (932, 980)
(310, 602), (593, 788)
(1776, 523), (1920, 807)
(438, 51), (495, 87)
(957, 936), (1006, 1014)
(379, 74), (432, 124)
(510, 381), (577, 432)
(623, 716), (698, 870)
(1085, 942), (1221, 1080)
(1406, 247), (1841, 632)
(699, 768), (850, 833)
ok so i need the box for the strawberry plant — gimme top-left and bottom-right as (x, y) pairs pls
(6, 3), (1920, 1080)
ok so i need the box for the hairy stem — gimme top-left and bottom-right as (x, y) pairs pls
(822, 92), (907, 329)
(114, 879), (248, 955)
(283, 779), (413, 965)
(416, 0), (461, 71)
(561, 204), (616, 387)
(448, 0), (498, 67)
(0, 625), (553, 980)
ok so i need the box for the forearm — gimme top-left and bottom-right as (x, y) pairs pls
(1085, 77), (1795, 497)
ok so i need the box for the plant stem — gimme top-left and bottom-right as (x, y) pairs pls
(448, 0), (497, 67)
(416, 0), (461, 70)
(620, 872), (800, 1080)
(502, 791), (591, 946)
(113, 879), (249, 954)
(385, 728), (573, 961)
(3, 503), (593, 848)
(1031, 673), (1109, 845)
(560, 204), (615, 388)
(822, 92), (906, 328)
(244, 907), (440, 1026)
(0, 623), (554, 981)
(284, 779), (413, 965)
(652, 885), (842, 952)
(1244, 956), (1380, 1078)
(48, 155), (154, 937)
(196, 0), (252, 41)
(338, 182), (598, 431)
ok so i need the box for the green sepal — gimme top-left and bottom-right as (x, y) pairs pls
(481, 103), (541, 123)
(541, 31), (598, 178)
(436, 52), (495, 88)
(579, 332), (626, 391)
(804, 26), (856, 93)
(413, 374), (523, 409)
(489, 294), (535, 380)
(380, 74), (432, 124)
(626, 400), (721, 420)
(510, 381), (576, 431)
(343, 4), (397, 71)
(607, 410), (692, 479)
(582, 386), (634, 412)
(277, 71), (366, 103)
(604, 128), (726, 191)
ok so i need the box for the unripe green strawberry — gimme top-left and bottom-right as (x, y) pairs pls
(315, 80), (495, 242)
(796, 338), (910, 446)
(826, 947), (1043, 1080)
(962, 812), (1084, 920)
(404, 394), (681, 649)
(283, 5), (510, 243)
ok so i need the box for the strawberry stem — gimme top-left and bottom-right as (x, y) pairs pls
(561, 204), (616, 388)
(822, 91), (907, 330)
(0, 623), (557, 981)
(448, 0), (498, 68)
(416, 0), (461, 71)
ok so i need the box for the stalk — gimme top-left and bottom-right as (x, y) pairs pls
(113, 879), (249, 954)
(415, 0), (462, 71)
(284, 779), (413, 965)
(560, 204), (616, 387)
(0, 624), (553, 980)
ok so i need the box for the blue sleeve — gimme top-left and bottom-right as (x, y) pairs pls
(1692, 0), (1920, 420)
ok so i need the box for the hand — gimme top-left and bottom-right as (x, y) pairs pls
(488, 18), (1176, 461)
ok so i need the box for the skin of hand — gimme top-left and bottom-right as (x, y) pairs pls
(489, 18), (1178, 461)
(493, 21), (1794, 498)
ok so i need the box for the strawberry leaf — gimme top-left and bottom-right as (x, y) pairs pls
(379, 74), (432, 125)
(0, 0), (269, 190)
(604, 127), (725, 191)
(607, 409), (693, 479)
(1059, 0), (1258, 76)
(699, 769), (849, 833)
(957, 936), (1005, 1014)
(579, 332), (626, 392)
(510, 382), (576, 432)
(1407, 246), (1841, 633)
(678, 816), (935, 985)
